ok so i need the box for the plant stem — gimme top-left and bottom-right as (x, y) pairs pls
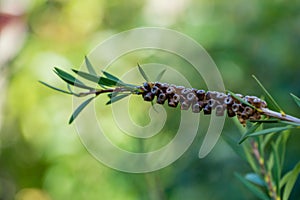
(261, 108), (300, 124)
(251, 140), (280, 200)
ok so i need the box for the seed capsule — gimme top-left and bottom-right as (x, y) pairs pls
(232, 103), (240, 112)
(166, 86), (175, 95)
(216, 92), (226, 100)
(143, 92), (154, 101)
(173, 94), (180, 102)
(181, 101), (190, 110)
(187, 92), (196, 101)
(244, 106), (253, 115)
(203, 104), (211, 115)
(196, 90), (206, 101)
(181, 88), (192, 95)
(157, 93), (167, 104)
(224, 96), (233, 105)
(227, 107), (236, 117)
(151, 86), (160, 95)
(215, 105), (225, 116)
(207, 99), (216, 108)
(192, 103), (201, 113)
(168, 94), (180, 107)
(143, 82), (151, 91)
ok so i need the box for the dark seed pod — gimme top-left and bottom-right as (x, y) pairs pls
(151, 86), (160, 95)
(207, 99), (216, 108)
(181, 101), (190, 110)
(173, 94), (181, 103)
(160, 83), (169, 91)
(205, 91), (217, 100)
(224, 96), (233, 105)
(187, 92), (196, 101)
(196, 89), (206, 101)
(216, 92), (226, 100)
(166, 86), (175, 95)
(203, 104), (212, 115)
(192, 103), (201, 113)
(168, 94), (180, 107)
(232, 103), (240, 112)
(154, 82), (162, 87)
(168, 99), (178, 107)
(215, 105), (225, 116)
(143, 82), (151, 91)
(157, 93), (167, 104)
(181, 88), (192, 96)
(143, 92), (154, 101)
(227, 107), (236, 117)
(244, 106), (253, 115)
(176, 86), (185, 91)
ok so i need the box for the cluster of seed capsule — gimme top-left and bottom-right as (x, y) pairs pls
(138, 82), (268, 125)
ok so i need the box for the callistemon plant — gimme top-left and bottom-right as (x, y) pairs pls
(41, 57), (300, 200)
(40, 57), (300, 127)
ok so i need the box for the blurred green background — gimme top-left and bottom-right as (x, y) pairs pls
(0, 0), (299, 199)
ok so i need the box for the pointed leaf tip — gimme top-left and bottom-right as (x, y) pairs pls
(84, 56), (97, 75)
(290, 93), (300, 108)
(137, 63), (150, 82)
(155, 68), (167, 82)
(69, 97), (95, 124)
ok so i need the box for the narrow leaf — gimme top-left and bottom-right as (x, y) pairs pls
(249, 119), (280, 123)
(281, 162), (300, 200)
(252, 75), (284, 113)
(85, 56), (97, 75)
(155, 68), (167, 82)
(102, 70), (122, 83)
(69, 97), (95, 124)
(106, 93), (130, 105)
(227, 90), (257, 110)
(72, 69), (100, 83)
(98, 77), (118, 87)
(279, 120), (300, 127)
(235, 173), (269, 200)
(39, 81), (73, 95)
(271, 143), (281, 196)
(54, 68), (94, 90)
(137, 63), (150, 82)
(290, 93), (300, 108)
(239, 123), (261, 144)
(245, 173), (265, 187)
(222, 135), (247, 161)
(246, 126), (291, 137)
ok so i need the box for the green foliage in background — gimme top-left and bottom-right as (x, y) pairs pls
(1, 0), (300, 200)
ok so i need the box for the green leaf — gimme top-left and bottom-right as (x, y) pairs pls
(106, 93), (130, 105)
(54, 67), (94, 90)
(137, 63), (150, 82)
(102, 70), (122, 83)
(235, 173), (269, 200)
(155, 68), (167, 82)
(281, 162), (300, 200)
(239, 123), (262, 144)
(227, 90), (256, 110)
(69, 97), (95, 124)
(249, 119), (280, 123)
(252, 75), (283, 113)
(39, 81), (73, 95)
(222, 135), (248, 162)
(279, 120), (300, 127)
(277, 131), (289, 168)
(246, 126), (292, 138)
(98, 77), (118, 87)
(85, 56), (97, 75)
(245, 173), (265, 187)
(290, 93), (300, 108)
(72, 69), (100, 83)
(271, 142), (281, 196)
